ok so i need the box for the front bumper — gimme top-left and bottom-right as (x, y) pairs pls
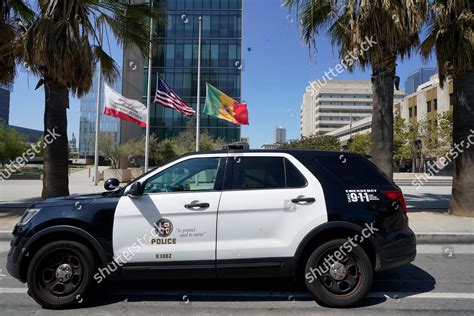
(6, 224), (34, 283)
(376, 227), (417, 271)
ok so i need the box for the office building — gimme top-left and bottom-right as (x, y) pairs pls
(395, 74), (453, 124)
(0, 84), (11, 125)
(121, 0), (243, 147)
(78, 70), (122, 157)
(300, 80), (405, 136)
(327, 74), (452, 145)
(404, 67), (437, 95)
(274, 126), (286, 144)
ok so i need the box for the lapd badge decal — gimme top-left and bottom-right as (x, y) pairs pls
(154, 218), (173, 237)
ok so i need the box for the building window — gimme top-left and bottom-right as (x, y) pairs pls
(427, 101), (431, 112)
(434, 99), (438, 111)
(409, 108), (413, 118)
(414, 106), (417, 116)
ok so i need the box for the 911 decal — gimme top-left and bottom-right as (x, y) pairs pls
(345, 189), (380, 203)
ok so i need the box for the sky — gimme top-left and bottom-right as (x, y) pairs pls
(8, 0), (436, 149)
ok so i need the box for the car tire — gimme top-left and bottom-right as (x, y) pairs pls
(304, 239), (372, 307)
(27, 240), (97, 309)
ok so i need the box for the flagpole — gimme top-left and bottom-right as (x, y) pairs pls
(93, 30), (103, 186)
(195, 16), (202, 152)
(144, 3), (153, 172)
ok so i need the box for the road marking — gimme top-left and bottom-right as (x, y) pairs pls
(1, 288), (471, 300)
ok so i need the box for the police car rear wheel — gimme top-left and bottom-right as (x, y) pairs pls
(304, 239), (372, 307)
(27, 240), (96, 309)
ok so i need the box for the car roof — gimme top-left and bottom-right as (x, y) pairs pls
(186, 148), (364, 159)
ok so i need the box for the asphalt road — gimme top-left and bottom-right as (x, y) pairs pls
(0, 242), (473, 315)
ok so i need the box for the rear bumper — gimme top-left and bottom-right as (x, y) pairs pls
(376, 227), (416, 271)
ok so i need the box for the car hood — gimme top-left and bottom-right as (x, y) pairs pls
(29, 193), (106, 209)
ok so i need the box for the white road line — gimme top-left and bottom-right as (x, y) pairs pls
(0, 288), (471, 300)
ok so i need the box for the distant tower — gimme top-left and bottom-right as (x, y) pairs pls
(69, 133), (78, 153)
(274, 126), (287, 144)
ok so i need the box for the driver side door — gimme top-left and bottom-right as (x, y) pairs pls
(113, 154), (226, 277)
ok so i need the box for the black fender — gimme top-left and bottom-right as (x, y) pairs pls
(20, 225), (109, 270)
(292, 221), (382, 275)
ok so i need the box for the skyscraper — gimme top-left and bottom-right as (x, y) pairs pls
(0, 84), (11, 125)
(78, 70), (122, 158)
(274, 126), (286, 144)
(121, 0), (243, 145)
(404, 68), (437, 95)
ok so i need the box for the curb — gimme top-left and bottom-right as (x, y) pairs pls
(415, 232), (474, 244)
(0, 231), (473, 243)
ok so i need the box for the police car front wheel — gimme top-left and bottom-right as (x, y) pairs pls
(26, 240), (97, 309)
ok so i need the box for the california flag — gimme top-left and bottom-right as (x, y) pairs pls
(103, 83), (147, 127)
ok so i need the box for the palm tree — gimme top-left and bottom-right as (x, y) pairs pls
(284, 0), (427, 178)
(421, 0), (473, 217)
(0, 0), (34, 84)
(14, 0), (162, 198)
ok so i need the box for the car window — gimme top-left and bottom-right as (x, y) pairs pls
(231, 157), (286, 189)
(285, 159), (307, 188)
(315, 155), (392, 185)
(143, 158), (220, 193)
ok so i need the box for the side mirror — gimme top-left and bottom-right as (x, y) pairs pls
(127, 182), (143, 197)
(104, 178), (120, 191)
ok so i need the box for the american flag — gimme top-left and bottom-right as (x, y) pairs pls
(154, 75), (196, 116)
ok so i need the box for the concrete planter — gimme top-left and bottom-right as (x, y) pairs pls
(130, 168), (144, 179)
(103, 169), (132, 183)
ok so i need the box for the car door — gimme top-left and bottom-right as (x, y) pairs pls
(216, 153), (327, 266)
(113, 154), (226, 269)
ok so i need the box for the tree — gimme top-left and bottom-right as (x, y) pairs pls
(284, 0), (427, 178)
(150, 138), (176, 166)
(0, 125), (28, 165)
(283, 134), (340, 151)
(393, 116), (411, 165)
(13, 1), (162, 199)
(346, 133), (371, 155)
(0, 0), (34, 84)
(421, 0), (473, 216)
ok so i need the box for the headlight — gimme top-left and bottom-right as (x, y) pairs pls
(19, 208), (40, 226)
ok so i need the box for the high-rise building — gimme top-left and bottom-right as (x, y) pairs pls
(274, 126), (286, 144)
(300, 80), (405, 136)
(0, 84), (11, 125)
(121, 0), (243, 147)
(404, 67), (437, 95)
(78, 70), (122, 157)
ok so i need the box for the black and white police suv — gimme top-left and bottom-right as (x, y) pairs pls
(7, 149), (416, 308)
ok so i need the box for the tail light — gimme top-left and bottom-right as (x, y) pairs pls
(382, 190), (407, 215)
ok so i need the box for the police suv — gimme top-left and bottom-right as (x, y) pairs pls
(7, 149), (416, 308)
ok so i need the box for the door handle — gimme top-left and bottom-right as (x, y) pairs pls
(184, 202), (210, 209)
(291, 197), (316, 204)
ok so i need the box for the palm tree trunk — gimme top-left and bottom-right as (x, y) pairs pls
(449, 71), (474, 217)
(41, 80), (69, 199)
(370, 53), (396, 179)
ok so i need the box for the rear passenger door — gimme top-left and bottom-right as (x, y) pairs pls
(216, 153), (328, 265)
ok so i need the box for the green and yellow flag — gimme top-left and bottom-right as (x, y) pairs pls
(203, 83), (249, 125)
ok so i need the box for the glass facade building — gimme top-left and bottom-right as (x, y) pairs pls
(145, 0), (242, 142)
(404, 68), (437, 95)
(79, 71), (122, 157)
(0, 84), (11, 125)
